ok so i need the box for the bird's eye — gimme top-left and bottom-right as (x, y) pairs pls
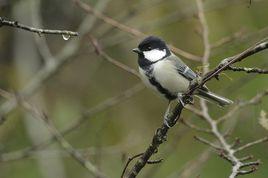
(147, 46), (152, 50)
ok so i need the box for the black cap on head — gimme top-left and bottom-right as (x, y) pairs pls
(138, 36), (169, 52)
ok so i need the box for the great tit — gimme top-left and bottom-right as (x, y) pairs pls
(133, 36), (233, 127)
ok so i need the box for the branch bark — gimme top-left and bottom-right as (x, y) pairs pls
(0, 17), (78, 36)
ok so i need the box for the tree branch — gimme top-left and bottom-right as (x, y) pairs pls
(15, 96), (107, 178)
(0, 83), (144, 162)
(125, 37), (268, 178)
(0, 16), (78, 37)
(235, 137), (268, 153)
(226, 65), (268, 74)
(74, 0), (202, 62)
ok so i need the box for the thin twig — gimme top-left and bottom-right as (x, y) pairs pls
(0, 83), (144, 162)
(239, 155), (254, 162)
(181, 119), (212, 133)
(185, 106), (206, 120)
(196, 0), (210, 74)
(88, 35), (140, 78)
(211, 29), (245, 49)
(126, 38), (268, 178)
(194, 136), (222, 150)
(126, 0), (268, 176)
(226, 66), (268, 74)
(188, 39), (268, 95)
(0, 24), (141, 126)
(218, 89), (268, 123)
(121, 153), (143, 178)
(0, 17), (78, 36)
(17, 97), (107, 178)
(0, 2), (108, 124)
(235, 137), (268, 153)
(74, 0), (202, 61)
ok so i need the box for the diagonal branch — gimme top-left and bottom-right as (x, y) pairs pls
(188, 40), (268, 95)
(226, 66), (268, 74)
(0, 83), (144, 162)
(235, 137), (268, 153)
(74, 0), (202, 62)
(125, 36), (268, 178)
(15, 95), (107, 178)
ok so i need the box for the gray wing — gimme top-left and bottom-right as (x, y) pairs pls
(167, 54), (197, 81)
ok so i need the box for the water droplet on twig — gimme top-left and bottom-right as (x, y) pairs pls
(62, 34), (70, 41)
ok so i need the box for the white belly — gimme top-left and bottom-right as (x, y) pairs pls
(139, 60), (189, 96)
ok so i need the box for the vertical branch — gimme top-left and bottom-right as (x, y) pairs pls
(31, 0), (55, 66)
(11, 1), (66, 177)
(196, 0), (211, 132)
(196, 0), (210, 74)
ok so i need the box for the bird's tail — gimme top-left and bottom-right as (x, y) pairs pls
(196, 89), (233, 107)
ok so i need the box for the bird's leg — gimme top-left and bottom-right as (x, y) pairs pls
(177, 93), (186, 107)
(163, 101), (172, 128)
(189, 76), (202, 89)
(177, 93), (194, 106)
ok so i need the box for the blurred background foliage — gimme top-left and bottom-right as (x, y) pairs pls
(0, 0), (268, 177)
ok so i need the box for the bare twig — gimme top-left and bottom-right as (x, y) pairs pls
(226, 66), (268, 74)
(126, 0), (268, 175)
(74, 0), (202, 61)
(0, 1), (110, 125)
(235, 137), (268, 153)
(188, 39), (268, 95)
(126, 37), (268, 178)
(239, 155), (254, 162)
(194, 136), (222, 150)
(88, 35), (140, 78)
(0, 16), (78, 36)
(121, 153), (163, 178)
(0, 20), (141, 126)
(181, 119), (212, 133)
(196, 0), (210, 74)
(16, 96), (107, 178)
(185, 106), (205, 120)
(30, 0), (55, 66)
(121, 153), (143, 178)
(218, 89), (268, 123)
(231, 138), (242, 149)
(193, 2), (267, 177)
(0, 83), (144, 162)
(211, 29), (245, 49)
(175, 148), (212, 178)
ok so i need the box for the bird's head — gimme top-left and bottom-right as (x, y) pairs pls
(132, 36), (171, 62)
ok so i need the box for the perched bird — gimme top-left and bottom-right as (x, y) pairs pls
(132, 36), (233, 127)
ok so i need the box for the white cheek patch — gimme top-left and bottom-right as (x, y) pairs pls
(143, 49), (166, 62)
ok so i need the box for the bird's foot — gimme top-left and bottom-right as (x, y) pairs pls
(177, 93), (194, 106)
(164, 103), (174, 128)
(164, 116), (172, 128)
(177, 93), (186, 107)
(163, 103), (172, 128)
(189, 76), (202, 89)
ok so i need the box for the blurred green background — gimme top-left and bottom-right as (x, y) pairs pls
(0, 0), (268, 177)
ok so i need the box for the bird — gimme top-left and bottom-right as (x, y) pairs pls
(132, 36), (233, 127)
